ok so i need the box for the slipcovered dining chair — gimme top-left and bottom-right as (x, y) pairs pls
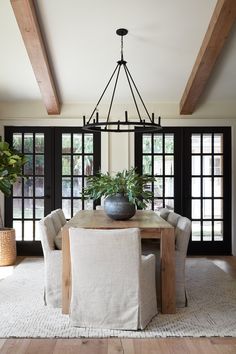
(142, 210), (191, 308)
(39, 209), (66, 307)
(69, 227), (157, 330)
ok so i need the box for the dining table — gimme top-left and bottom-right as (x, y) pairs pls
(61, 209), (176, 314)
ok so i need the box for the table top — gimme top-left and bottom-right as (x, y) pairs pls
(66, 210), (173, 230)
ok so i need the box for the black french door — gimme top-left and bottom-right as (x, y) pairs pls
(4, 127), (101, 255)
(135, 127), (231, 255)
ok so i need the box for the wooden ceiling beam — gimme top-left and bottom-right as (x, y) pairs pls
(10, 0), (60, 115)
(180, 0), (236, 115)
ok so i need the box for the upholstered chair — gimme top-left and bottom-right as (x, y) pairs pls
(69, 227), (157, 330)
(159, 208), (171, 220)
(39, 213), (63, 307)
(142, 211), (191, 308)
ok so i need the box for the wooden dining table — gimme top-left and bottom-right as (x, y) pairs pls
(62, 209), (176, 314)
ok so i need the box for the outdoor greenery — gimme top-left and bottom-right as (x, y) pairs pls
(83, 167), (155, 209)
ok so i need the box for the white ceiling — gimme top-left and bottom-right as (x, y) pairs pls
(0, 0), (236, 109)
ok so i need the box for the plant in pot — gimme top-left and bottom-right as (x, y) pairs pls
(0, 139), (28, 266)
(83, 167), (155, 220)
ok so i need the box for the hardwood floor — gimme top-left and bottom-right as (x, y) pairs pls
(0, 256), (236, 354)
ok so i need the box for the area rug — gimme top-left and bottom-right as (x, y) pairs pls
(0, 257), (236, 338)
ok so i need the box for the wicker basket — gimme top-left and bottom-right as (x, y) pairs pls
(0, 228), (16, 266)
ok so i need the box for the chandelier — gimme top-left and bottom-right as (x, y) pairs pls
(82, 28), (162, 133)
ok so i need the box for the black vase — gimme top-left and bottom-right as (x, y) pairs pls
(104, 193), (136, 220)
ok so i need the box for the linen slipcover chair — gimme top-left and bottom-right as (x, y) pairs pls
(69, 227), (157, 330)
(142, 209), (191, 307)
(39, 209), (66, 307)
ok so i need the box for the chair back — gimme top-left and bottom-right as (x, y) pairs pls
(159, 208), (170, 220)
(39, 215), (56, 256)
(175, 217), (191, 254)
(56, 209), (67, 225)
(167, 212), (181, 227)
(51, 211), (63, 234)
(69, 227), (141, 328)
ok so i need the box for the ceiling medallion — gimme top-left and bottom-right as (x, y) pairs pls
(82, 28), (162, 133)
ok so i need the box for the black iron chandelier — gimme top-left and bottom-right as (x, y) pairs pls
(82, 28), (162, 133)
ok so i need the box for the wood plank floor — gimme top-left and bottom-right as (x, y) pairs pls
(0, 256), (236, 354)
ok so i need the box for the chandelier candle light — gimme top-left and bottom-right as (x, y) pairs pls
(82, 28), (162, 133)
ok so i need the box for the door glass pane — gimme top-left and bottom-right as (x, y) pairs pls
(84, 134), (93, 153)
(62, 177), (71, 197)
(73, 199), (82, 215)
(13, 199), (22, 218)
(214, 177), (223, 197)
(24, 221), (33, 241)
(35, 134), (44, 153)
(203, 199), (212, 219)
(214, 199), (223, 219)
(191, 134), (201, 154)
(62, 134), (71, 153)
(84, 156), (93, 175)
(143, 135), (152, 153)
(73, 177), (82, 197)
(13, 179), (22, 197)
(192, 221), (201, 241)
(203, 156), (211, 175)
(13, 133), (22, 152)
(143, 156), (152, 175)
(35, 155), (44, 175)
(154, 135), (162, 153)
(165, 156), (174, 175)
(165, 134), (174, 153)
(73, 156), (82, 175)
(203, 177), (212, 197)
(203, 134), (212, 153)
(154, 156), (163, 175)
(214, 156), (223, 175)
(214, 134), (223, 153)
(73, 134), (82, 153)
(192, 156), (201, 175)
(24, 177), (34, 197)
(203, 221), (212, 241)
(24, 133), (33, 153)
(24, 155), (33, 175)
(13, 220), (22, 241)
(165, 177), (174, 197)
(192, 200), (201, 219)
(62, 156), (71, 175)
(154, 178), (163, 197)
(84, 199), (93, 210)
(35, 177), (44, 197)
(24, 199), (33, 218)
(35, 199), (44, 219)
(192, 177), (200, 197)
(214, 221), (223, 241)
(35, 221), (41, 241)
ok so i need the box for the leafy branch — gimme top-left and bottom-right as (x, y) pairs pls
(83, 167), (155, 209)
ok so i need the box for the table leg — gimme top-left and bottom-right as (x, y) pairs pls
(62, 225), (71, 314)
(160, 227), (176, 314)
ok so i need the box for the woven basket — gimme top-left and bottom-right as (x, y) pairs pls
(0, 228), (16, 266)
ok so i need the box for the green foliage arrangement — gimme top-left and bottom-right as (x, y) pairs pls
(0, 140), (28, 197)
(83, 167), (155, 209)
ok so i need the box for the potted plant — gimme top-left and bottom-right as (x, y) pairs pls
(83, 167), (155, 220)
(0, 139), (28, 266)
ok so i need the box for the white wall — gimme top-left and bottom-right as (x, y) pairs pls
(0, 111), (236, 255)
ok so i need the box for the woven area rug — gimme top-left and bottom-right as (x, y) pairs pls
(0, 257), (236, 338)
